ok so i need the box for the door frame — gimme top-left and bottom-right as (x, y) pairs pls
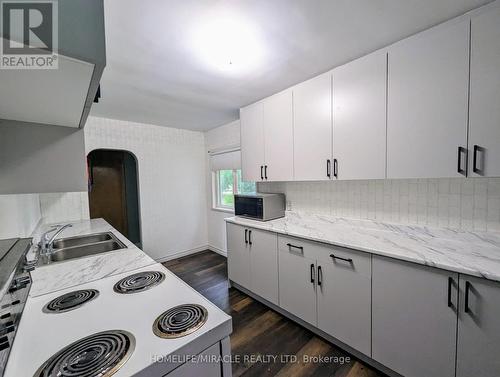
(87, 148), (143, 247)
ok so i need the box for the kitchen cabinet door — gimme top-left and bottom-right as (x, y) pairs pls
(387, 19), (469, 179)
(456, 275), (500, 377)
(316, 248), (372, 356)
(240, 101), (265, 182)
(226, 223), (250, 289)
(293, 72), (333, 181)
(248, 228), (279, 305)
(372, 256), (458, 377)
(263, 90), (294, 181)
(333, 51), (387, 180)
(278, 248), (317, 326)
(468, 6), (500, 177)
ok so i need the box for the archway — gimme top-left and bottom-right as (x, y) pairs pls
(87, 149), (142, 247)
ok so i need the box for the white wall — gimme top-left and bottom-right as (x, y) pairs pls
(39, 192), (90, 224)
(83, 116), (208, 261)
(0, 194), (41, 238)
(205, 120), (241, 255)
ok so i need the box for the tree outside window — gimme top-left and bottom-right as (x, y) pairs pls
(215, 169), (255, 210)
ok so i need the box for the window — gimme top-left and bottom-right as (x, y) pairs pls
(214, 169), (256, 210)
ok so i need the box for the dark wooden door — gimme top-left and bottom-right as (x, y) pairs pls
(88, 150), (129, 237)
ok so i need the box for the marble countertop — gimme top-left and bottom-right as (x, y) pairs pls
(226, 212), (500, 282)
(28, 218), (156, 297)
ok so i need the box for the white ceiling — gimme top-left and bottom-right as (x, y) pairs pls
(91, 0), (493, 131)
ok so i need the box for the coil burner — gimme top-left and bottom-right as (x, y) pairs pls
(113, 271), (165, 294)
(34, 330), (135, 377)
(153, 304), (208, 339)
(43, 289), (99, 313)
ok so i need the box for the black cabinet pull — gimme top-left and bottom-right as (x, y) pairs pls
(326, 159), (331, 178)
(0, 321), (15, 337)
(286, 243), (304, 252)
(457, 146), (467, 176)
(447, 277), (453, 308)
(310, 264), (315, 284)
(329, 254), (352, 263)
(248, 230), (252, 245)
(0, 336), (9, 351)
(244, 229), (248, 244)
(465, 281), (472, 314)
(317, 265), (323, 286)
(473, 145), (485, 175)
(264, 165), (268, 180)
(260, 166), (264, 180)
(333, 159), (338, 178)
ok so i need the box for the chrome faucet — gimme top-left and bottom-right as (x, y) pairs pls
(39, 223), (73, 257)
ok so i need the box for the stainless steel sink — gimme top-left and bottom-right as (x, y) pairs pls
(50, 241), (126, 262)
(38, 232), (127, 265)
(52, 232), (114, 249)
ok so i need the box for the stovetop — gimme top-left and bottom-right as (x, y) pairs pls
(113, 270), (165, 294)
(4, 263), (232, 377)
(43, 289), (100, 313)
(33, 330), (134, 377)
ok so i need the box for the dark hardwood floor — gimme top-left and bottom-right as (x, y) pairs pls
(163, 250), (385, 377)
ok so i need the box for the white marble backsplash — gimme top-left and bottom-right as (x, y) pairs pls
(259, 178), (500, 233)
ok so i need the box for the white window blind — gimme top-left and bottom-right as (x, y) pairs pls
(209, 149), (241, 171)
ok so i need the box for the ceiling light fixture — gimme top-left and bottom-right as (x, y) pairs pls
(191, 11), (265, 75)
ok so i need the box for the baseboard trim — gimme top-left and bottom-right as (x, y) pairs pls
(230, 281), (401, 377)
(155, 245), (211, 263)
(208, 245), (227, 258)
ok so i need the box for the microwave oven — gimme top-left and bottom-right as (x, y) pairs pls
(234, 193), (285, 221)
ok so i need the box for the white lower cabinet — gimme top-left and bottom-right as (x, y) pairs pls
(316, 247), (371, 356)
(226, 223), (251, 288)
(278, 245), (317, 326)
(248, 228), (279, 304)
(372, 256), (458, 377)
(278, 235), (372, 356)
(227, 223), (500, 377)
(226, 223), (279, 305)
(456, 275), (500, 377)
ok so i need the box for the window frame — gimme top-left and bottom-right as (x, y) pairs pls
(212, 169), (254, 212)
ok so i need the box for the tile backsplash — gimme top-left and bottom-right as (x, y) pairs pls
(259, 178), (500, 232)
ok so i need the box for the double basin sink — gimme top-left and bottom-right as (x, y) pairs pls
(39, 232), (127, 265)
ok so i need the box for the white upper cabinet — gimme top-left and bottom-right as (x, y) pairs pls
(333, 51), (387, 180)
(468, 6), (500, 177)
(263, 90), (294, 181)
(387, 19), (470, 179)
(293, 72), (333, 181)
(240, 101), (265, 182)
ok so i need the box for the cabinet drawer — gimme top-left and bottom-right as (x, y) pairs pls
(278, 235), (326, 260)
(278, 235), (370, 272)
(316, 244), (371, 274)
